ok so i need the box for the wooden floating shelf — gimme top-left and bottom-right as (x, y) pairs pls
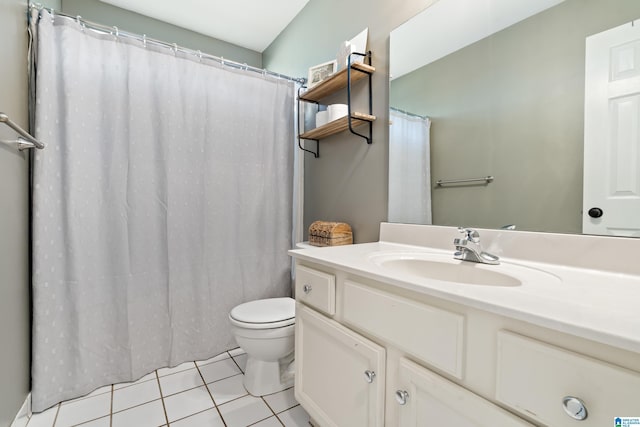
(299, 113), (376, 140)
(299, 63), (376, 103)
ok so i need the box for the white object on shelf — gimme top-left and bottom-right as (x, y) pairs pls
(316, 111), (329, 128)
(328, 104), (348, 122)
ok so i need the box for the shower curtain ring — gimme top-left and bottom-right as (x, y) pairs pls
(76, 16), (85, 31)
(197, 50), (203, 61)
(113, 26), (119, 40)
(50, 8), (54, 23)
(142, 34), (147, 47)
(173, 43), (178, 55)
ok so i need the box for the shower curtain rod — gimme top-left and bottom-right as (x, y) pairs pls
(390, 107), (428, 120)
(28, 3), (306, 85)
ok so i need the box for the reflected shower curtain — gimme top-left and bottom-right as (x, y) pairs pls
(31, 10), (295, 411)
(388, 109), (432, 224)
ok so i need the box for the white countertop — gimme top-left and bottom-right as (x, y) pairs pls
(289, 241), (640, 354)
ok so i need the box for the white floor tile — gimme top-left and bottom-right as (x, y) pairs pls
(158, 368), (205, 397)
(157, 361), (196, 377)
(76, 415), (110, 426)
(217, 395), (272, 426)
(263, 388), (298, 414)
(25, 404), (58, 427)
(232, 353), (248, 372)
(195, 352), (230, 367)
(12, 415), (29, 427)
(278, 405), (310, 427)
(113, 377), (161, 412)
(64, 384), (112, 404)
(163, 386), (216, 423)
(112, 399), (166, 427)
(228, 347), (245, 357)
(55, 392), (111, 427)
(251, 416), (284, 427)
(113, 371), (157, 390)
(207, 374), (248, 405)
(198, 358), (242, 384)
(169, 408), (225, 427)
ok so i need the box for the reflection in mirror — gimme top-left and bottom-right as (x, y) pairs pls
(389, 0), (640, 237)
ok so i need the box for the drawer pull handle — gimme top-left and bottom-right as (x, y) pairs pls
(395, 390), (409, 405)
(364, 370), (376, 383)
(303, 284), (312, 294)
(562, 396), (588, 421)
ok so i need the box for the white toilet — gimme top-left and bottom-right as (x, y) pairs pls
(229, 297), (295, 396)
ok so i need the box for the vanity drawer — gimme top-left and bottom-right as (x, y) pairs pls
(295, 265), (336, 316)
(496, 330), (640, 426)
(342, 280), (464, 378)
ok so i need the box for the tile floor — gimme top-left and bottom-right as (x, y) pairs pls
(21, 348), (310, 427)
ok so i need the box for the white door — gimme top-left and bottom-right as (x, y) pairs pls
(294, 304), (386, 427)
(584, 20), (640, 236)
(395, 357), (533, 426)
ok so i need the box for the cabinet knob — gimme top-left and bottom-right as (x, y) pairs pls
(395, 390), (409, 405)
(562, 396), (588, 421)
(364, 370), (376, 383)
(303, 284), (312, 294)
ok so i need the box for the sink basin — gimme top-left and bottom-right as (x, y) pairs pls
(369, 251), (559, 287)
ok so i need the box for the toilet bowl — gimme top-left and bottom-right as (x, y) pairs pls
(229, 297), (295, 396)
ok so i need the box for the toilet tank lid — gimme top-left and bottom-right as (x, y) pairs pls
(230, 297), (295, 324)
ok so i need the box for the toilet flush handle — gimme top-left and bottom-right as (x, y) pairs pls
(303, 284), (312, 294)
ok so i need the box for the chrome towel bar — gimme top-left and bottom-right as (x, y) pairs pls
(0, 112), (45, 150)
(436, 176), (493, 186)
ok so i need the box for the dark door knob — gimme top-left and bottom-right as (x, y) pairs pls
(588, 207), (603, 218)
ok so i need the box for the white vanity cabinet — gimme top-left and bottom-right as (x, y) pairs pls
(295, 304), (386, 427)
(496, 331), (640, 426)
(396, 357), (533, 426)
(293, 260), (640, 427)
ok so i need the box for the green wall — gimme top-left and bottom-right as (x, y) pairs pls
(0, 0), (45, 424)
(264, 0), (439, 243)
(390, 0), (640, 234)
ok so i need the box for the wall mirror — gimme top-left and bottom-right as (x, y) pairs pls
(389, 0), (640, 237)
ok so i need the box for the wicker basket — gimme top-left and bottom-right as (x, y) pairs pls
(308, 221), (353, 247)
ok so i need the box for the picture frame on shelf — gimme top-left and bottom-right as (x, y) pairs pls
(307, 60), (338, 88)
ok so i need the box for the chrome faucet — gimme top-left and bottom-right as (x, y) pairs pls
(453, 227), (500, 265)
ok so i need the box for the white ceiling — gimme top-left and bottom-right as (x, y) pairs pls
(390, 0), (565, 79)
(99, 0), (309, 52)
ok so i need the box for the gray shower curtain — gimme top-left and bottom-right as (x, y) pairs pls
(30, 10), (295, 411)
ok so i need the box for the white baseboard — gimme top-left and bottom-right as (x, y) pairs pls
(10, 393), (31, 427)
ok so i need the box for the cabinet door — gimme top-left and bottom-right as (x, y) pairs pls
(396, 358), (533, 427)
(295, 303), (386, 427)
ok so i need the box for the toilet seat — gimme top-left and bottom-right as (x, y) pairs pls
(229, 297), (295, 330)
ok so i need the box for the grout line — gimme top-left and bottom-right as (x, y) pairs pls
(260, 397), (286, 426)
(247, 414), (283, 426)
(109, 385), (113, 427)
(51, 404), (61, 427)
(154, 371), (170, 427)
(167, 407), (219, 426)
(110, 397), (164, 416)
(261, 396), (278, 417)
(212, 391), (250, 409)
(228, 353), (245, 374)
(195, 363), (227, 427)
(156, 362), (198, 379)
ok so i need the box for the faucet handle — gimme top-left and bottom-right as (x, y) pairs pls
(457, 227), (480, 243)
